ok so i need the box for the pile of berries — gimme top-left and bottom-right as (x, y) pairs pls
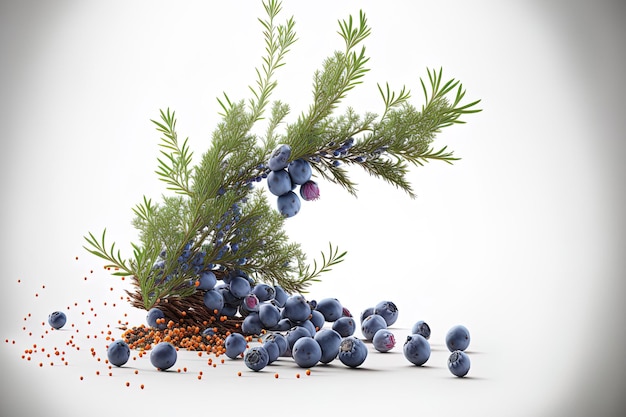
(43, 256), (473, 379)
(49, 284), (473, 377)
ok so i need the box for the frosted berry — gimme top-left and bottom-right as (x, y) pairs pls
(196, 271), (217, 290)
(268, 144), (292, 171)
(291, 337), (322, 368)
(267, 169), (293, 197)
(224, 332), (247, 359)
(277, 191), (301, 218)
(251, 283), (275, 302)
(315, 297), (343, 322)
(285, 325), (311, 351)
(338, 336), (368, 368)
(241, 313), (264, 335)
(263, 338), (281, 364)
(283, 295), (311, 323)
(203, 289), (224, 314)
(403, 334), (431, 366)
(332, 316), (356, 337)
(258, 303), (282, 329)
(374, 300), (398, 326)
(448, 350), (471, 377)
(287, 158), (312, 185)
(244, 346), (269, 371)
(372, 328), (396, 352)
(229, 275), (251, 299)
(314, 328), (342, 364)
(48, 311), (67, 329)
(411, 320), (431, 340)
(146, 307), (166, 330)
(265, 332), (288, 357)
(445, 325), (470, 352)
(361, 314), (387, 341)
(107, 339), (131, 367)
(150, 342), (177, 371)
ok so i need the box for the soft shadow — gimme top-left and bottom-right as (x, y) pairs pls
(447, 375), (488, 381)
(342, 366), (384, 372)
(402, 364), (441, 370)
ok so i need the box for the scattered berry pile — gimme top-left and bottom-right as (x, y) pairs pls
(5, 256), (475, 395)
(122, 286), (473, 377)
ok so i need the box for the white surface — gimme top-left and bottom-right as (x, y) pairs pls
(1, 1), (625, 416)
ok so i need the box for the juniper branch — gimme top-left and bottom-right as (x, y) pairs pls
(152, 108), (194, 196)
(248, 0), (297, 123)
(84, 2), (481, 314)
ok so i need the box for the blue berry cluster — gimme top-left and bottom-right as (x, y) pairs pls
(223, 294), (472, 375)
(359, 301), (399, 353)
(231, 294), (371, 371)
(211, 201), (252, 266)
(312, 137), (357, 166)
(310, 136), (388, 167)
(150, 241), (210, 291)
(199, 270), (286, 320)
(445, 324), (471, 377)
(148, 200), (253, 297)
(264, 144), (320, 218)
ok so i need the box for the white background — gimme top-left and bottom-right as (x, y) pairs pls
(1, 1), (625, 416)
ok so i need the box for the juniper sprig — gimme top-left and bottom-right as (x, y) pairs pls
(84, 0), (481, 313)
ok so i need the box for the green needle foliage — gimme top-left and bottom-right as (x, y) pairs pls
(84, 0), (481, 312)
